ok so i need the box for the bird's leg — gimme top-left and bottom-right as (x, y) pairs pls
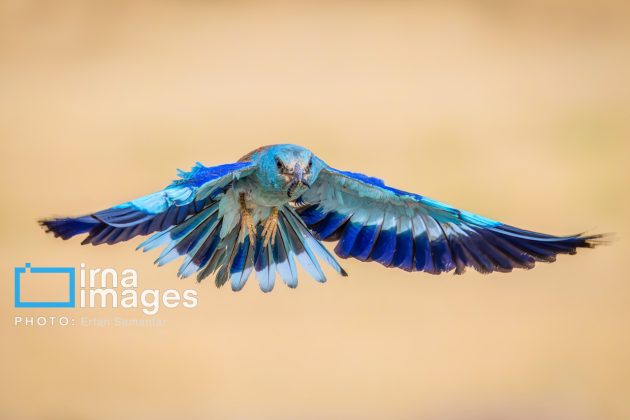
(261, 207), (278, 247)
(239, 193), (256, 242)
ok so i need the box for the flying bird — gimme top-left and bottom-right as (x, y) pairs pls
(41, 144), (602, 292)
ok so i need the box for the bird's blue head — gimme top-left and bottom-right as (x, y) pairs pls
(251, 144), (325, 199)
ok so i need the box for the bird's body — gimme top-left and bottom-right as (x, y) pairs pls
(41, 144), (602, 292)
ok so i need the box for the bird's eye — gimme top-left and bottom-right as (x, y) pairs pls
(276, 159), (283, 170)
(308, 158), (313, 169)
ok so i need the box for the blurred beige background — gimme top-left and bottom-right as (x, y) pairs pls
(1, 1), (629, 419)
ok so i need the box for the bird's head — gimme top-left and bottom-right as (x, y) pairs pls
(255, 144), (323, 198)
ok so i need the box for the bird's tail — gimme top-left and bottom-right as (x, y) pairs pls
(138, 204), (346, 292)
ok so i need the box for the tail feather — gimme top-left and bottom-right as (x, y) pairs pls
(281, 206), (348, 277)
(205, 204), (345, 291)
(279, 210), (327, 283)
(254, 235), (276, 292)
(229, 235), (255, 291)
(148, 204), (220, 268)
(205, 247), (227, 285)
(274, 228), (298, 288)
(212, 228), (240, 287)
(177, 220), (222, 278)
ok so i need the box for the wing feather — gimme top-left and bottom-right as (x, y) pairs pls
(299, 166), (602, 275)
(41, 161), (255, 244)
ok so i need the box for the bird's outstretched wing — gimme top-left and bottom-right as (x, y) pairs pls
(41, 162), (256, 245)
(298, 167), (602, 274)
(41, 160), (345, 291)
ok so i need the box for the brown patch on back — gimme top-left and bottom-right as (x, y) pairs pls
(238, 145), (276, 162)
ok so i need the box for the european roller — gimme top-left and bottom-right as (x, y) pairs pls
(41, 144), (603, 292)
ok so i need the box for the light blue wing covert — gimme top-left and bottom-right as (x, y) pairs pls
(41, 162), (255, 245)
(298, 167), (602, 274)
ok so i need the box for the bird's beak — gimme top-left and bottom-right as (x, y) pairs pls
(293, 163), (310, 188)
(287, 163), (310, 197)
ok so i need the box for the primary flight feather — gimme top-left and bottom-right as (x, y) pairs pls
(40, 144), (603, 292)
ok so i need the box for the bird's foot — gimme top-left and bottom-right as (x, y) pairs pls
(261, 207), (278, 247)
(239, 194), (256, 242)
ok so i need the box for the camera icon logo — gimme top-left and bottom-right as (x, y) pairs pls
(14, 263), (76, 308)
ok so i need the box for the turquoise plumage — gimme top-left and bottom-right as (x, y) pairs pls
(40, 144), (603, 292)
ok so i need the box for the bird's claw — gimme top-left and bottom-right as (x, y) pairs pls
(239, 194), (256, 243)
(240, 210), (256, 243)
(262, 207), (278, 247)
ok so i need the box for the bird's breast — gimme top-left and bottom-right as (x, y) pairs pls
(234, 178), (293, 207)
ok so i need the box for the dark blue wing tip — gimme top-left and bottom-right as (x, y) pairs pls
(39, 217), (95, 240)
(38, 219), (63, 237)
(580, 232), (612, 247)
(498, 225), (609, 248)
